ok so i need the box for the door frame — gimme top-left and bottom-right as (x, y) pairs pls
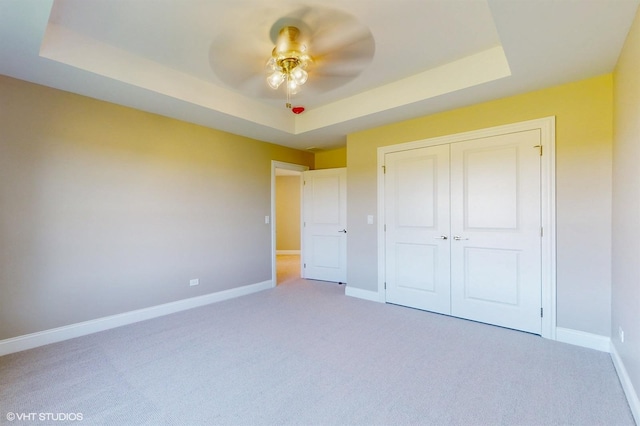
(271, 161), (309, 287)
(376, 117), (556, 339)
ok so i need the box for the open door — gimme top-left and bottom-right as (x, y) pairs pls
(302, 168), (347, 283)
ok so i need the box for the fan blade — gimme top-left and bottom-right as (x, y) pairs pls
(208, 26), (274, 95)
(302, 75), (360, 95)
(305, 30), (374, 91)
(305, 8), (375, 90)
(313, 42), (375, 75)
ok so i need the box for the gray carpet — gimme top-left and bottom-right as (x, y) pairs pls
(0, 279), (634, 425)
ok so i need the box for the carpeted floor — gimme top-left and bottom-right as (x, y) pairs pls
(0, 279), (634, 425)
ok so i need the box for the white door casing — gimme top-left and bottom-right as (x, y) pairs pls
(377, 117), (556, 338)
(302, 168), (347, 283)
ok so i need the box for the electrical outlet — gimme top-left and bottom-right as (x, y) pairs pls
(190, 278), (199, 287)
(619, 326), (625, 343)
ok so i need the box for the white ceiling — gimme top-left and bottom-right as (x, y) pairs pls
(1, 0), (638, 151)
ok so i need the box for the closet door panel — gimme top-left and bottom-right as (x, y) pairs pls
(384, 146), (451, 314)
(450, 130), (542, 334)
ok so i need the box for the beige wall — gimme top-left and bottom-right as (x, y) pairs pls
(347, 74), (613, 336)
(612, 5), (640, 414)
(0, 76), (313, 340)
(276, 176), (301, 251)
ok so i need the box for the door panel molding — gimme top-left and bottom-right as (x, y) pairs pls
(377, 117), (556, 339)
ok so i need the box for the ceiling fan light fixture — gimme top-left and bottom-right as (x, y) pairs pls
(265, 25), (312, 108)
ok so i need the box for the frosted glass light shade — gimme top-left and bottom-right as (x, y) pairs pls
(267, 71), (285, 89)
(290, 66), (308, 85)
(265, 57), (278, 72)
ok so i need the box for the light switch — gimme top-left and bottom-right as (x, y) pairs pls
(367, 215), (374, 225)
(265, 216), (270, 224)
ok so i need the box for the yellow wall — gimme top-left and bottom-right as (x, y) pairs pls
(276, 176), (301, 251)
(314, 147), (347, 169)
(0, 75), (314, 340)
(347, 74), (613, 335)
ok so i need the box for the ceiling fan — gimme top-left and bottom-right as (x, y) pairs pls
(209, 6), (376, 111)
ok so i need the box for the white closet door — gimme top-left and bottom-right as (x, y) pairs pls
(449, 130), (542, 334)
(302, 168), (347, 283)
(384, 145), (451, 314)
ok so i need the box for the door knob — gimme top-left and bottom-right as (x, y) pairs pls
(338, 229), (347, 233)
(453, 236), (469, 240)
(434, 235), (448, 240)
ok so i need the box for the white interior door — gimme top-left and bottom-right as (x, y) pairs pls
(450, 131), (542, 334)
(302, 168), (347, 283)
(383, 130), (542, 334)
(384, 146), (451, 314)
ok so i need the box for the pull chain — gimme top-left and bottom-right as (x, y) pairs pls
(285, 75), (292, 109)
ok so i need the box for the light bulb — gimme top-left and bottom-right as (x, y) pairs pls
(290, 66), (308, 85)
(267, 71), (285, 89)
(287, 79), (300, 95)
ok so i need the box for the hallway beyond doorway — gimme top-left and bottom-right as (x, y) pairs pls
(276, 254), (300, 285)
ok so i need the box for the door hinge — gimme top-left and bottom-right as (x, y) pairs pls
(384, 282), (387, 289)
(304, 263), (306, 268)
(303, 180), (306, 186)
(541, 227), (544, 237)
(534, 145), (543, 156)
(382, 165), (386, 174)
(384, 224), (386, 232)
(540, 308), (544, 318)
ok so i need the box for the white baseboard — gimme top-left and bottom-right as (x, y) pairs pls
(0, 280), (273, 357)
(555, 327), (611, 352)
(610, 341), (640, 424)
(345, 286), (381, 303)
(276, 250), (300, 255)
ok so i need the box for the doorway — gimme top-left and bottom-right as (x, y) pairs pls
(271, 161), (308, 286)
